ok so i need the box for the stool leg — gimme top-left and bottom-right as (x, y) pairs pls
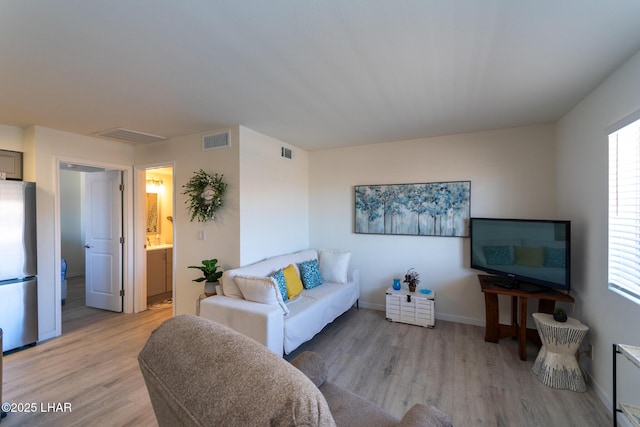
(613, 344), (617, 427)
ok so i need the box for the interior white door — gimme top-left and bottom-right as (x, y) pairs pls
(84, 170), (123, 312)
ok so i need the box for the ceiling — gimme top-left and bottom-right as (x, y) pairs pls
(2, 1), (640, 151)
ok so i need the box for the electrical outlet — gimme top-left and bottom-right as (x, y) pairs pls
(197, 230), (206, 240)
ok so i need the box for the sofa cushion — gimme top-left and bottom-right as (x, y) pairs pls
(283, 264), (304, 299)
(304, 280), (359, 322)
(319, 249), (351, 284)
(235, 275), (289, 315)
(221, 250), (318, 298)
(269, 269), (288, 301)
(284, 294), (328, 353)
(300, 259), (323, 289)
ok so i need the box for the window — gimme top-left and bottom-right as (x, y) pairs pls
(609, 114), (640, 305)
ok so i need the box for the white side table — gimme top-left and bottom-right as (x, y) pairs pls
(196, 293), (214, 315)
(385, 287), (435, 328)
(532, 312), (589, 392)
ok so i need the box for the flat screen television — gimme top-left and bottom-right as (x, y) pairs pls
(470, 218), (570, 292)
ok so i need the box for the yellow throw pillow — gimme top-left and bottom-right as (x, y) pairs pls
(283, 264), (303, 299)
(514, 246), (544, 267)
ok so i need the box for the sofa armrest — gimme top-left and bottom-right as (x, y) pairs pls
(289, 351), (328, 387)
(398, 403), (452, 427)
(199, 296), (285, 356)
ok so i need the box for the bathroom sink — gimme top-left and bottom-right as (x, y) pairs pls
(147, 243), (173, 251)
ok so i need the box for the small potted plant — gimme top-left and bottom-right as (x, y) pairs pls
(404, 268), (420, 292)
(188, 258), (223, 295)
(553, 307), (568, 322)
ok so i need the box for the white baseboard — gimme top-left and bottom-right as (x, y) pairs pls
(435, 313), (484, 326)
(586, 365), (631, 427)
(357, 300), (485, 326)
(358, 301), (384, 311)
(617, 411), (634, 427)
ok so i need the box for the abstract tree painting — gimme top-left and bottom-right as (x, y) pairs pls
(355, 181), (470, 237)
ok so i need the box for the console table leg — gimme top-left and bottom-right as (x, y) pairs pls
(519, 296), (528, 361)
(484, 293), (499, 342)
(511, 296), (518, 326)
(538, 299), (555, 314)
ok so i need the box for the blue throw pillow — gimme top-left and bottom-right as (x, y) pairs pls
(269, 269), (288, 301)
(483, 245), (513, 265)
(544, 247), (566, 268)
(299, 259), (323, 289)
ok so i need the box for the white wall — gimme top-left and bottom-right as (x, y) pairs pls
(23, 126), (134, 341)
(60, 169), (85, 277)
(557, 49), (640, 410)
(135, 125), (309, 314)
(0, 124), (23, 152)
(309, 124), (557, 324)
(135, 127), (241, 316)
(238, 126), (309, 265)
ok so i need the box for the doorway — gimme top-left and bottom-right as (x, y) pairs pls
(143, 166), (175, 310)
(59, 163), (125, 332)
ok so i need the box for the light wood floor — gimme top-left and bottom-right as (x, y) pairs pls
(288, 309), (611, 426)
(2, 282), (611, 426)
(2, 277), (171, 427)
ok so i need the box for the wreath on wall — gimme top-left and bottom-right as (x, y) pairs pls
(182, 169), (228, 222)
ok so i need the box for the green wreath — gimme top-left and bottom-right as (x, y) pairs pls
(182, 169), (227, 222)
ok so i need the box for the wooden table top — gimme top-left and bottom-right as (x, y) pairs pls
(478, 275), (574, 302)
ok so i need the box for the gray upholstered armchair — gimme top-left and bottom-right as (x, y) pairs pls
(138, 315), (451, 426)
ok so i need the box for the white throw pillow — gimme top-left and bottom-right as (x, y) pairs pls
(318, 249), (351, 284)
(234, 275), (290, 315)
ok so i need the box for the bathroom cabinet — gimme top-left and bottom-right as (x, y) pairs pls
(147, 246), (173, 302)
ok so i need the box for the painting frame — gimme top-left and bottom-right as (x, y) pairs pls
(354, 181), (471, 237)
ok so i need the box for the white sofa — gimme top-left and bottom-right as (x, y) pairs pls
(199, 249), (359, 357)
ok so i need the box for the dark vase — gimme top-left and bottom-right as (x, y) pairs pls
(408, 280), (417, 292)
(553, 312), (567, 322)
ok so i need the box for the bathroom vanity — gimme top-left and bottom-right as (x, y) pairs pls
(147, 244), (173, 304)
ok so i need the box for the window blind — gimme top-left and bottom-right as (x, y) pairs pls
(609, 117), (640, 304)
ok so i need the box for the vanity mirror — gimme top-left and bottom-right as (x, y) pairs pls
(146, 193), (159, 233)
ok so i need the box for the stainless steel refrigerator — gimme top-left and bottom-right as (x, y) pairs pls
(0, 181), (37, 353)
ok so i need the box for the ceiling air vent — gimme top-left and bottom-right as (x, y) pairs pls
(93, 127), (166, 144)
(203, 131), (230, 150)
(281, 147), (293, 159)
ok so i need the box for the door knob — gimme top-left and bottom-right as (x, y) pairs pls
(84, 244), (92, 249)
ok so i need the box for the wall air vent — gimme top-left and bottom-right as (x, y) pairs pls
(281, 147), (293, 159)
(93, 127), (166, 144)
(203, 131), (230, 150)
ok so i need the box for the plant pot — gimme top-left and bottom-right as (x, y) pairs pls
(204, 281), (218, 296)
(408, 282), (417, 292)
(553, 312), (567, 322)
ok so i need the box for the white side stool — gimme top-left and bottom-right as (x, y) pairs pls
(532, 312), (589, 392)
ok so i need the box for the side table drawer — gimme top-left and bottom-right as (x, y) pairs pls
(386, 294), (401, 320)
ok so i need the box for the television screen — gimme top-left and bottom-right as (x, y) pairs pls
(470, 218), (570, 292)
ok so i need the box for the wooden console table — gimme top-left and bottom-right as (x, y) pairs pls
(478, 275), (574, 361)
